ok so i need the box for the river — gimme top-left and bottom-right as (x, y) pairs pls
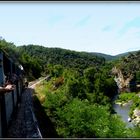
(112, 94), (134, 128)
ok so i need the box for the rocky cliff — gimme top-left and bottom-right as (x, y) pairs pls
(112, 66), (133, 93)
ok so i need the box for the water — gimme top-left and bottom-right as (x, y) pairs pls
(113, 103), (134, 128)
(112, 94), (134, 128)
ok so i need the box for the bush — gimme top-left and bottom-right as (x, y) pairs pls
(56, 98), (132, 138)
(53, 77), (64, 89)
(117, 92), (136, 102)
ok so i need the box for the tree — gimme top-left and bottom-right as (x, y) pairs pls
(83, 67), (97, 93)
(136, 71), (140, 83)
(66, 77), (86, 100)
(56, 98), (132, 138)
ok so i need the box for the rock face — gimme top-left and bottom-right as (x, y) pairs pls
(131, 108), (140, 126)
(112, 67), (133, 93)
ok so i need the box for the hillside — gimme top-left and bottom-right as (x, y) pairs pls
(1, 39), (140, 138)
(17, 45), (106, 71)
(115, 51), (138, 60)
(90, 51), (137, 61)
(90, 52), (115, 60)
(0, 38), (140, 82)
(114, 50), (140, 82)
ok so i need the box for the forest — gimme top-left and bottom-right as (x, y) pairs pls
(0, 38), (140, 138)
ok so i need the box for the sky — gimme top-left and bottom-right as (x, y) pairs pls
(0, 2), (140, 55)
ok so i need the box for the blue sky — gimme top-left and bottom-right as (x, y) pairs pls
(0, 2), (140, 55)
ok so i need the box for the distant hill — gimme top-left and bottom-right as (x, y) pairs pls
(113, 50), (140, 83)
(1, 38), (140, 82)
(90, 52), (114, 61)
(115, 51), (138, 59)
(17, 45), (106, 71)
(90, 50), (139, 61)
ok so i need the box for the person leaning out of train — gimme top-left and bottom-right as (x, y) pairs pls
(4, 79), (15, 90)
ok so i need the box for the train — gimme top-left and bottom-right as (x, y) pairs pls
(0, 49), (25, 137)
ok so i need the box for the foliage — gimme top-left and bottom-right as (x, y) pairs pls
(0, 38), (19, 64)
(53, 77), (64, 89)
(19, 52), (42, 80)
(114, 51), (140, 79)
(35, 67), (135, 138)
(116, 92), (140, 119)
(117, 92), (136, 103)
(1, 37), (140, 138)
(43, 90), (68, 122)
(129, 96), (140, 117)
(132, 126), (140, 137)
(0, 39), (43, 81)
(56, 98), (133, 138)
(86, 92), (112, 109)
(47, 64), (64, 78)
(136, 71), (140, 83)
(66, 77), (86, 100)
(17, 45), (105, 71)
(83, 67), (97, 93)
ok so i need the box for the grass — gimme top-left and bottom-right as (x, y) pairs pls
(116, 92), (136, 103)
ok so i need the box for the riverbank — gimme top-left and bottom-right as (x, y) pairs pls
(115, 100), (133, 107)
(131, 109), (140, 126)
(114, 92), (140, 127)
(113, 100), (134, 128)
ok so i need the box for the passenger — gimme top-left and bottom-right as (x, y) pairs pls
(11, 73), (18, 84)
(25, 81), (29, 88)
(4, 80), (15, 90)
(0, 80), (15, 93)
(24, 78), (28, 88)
